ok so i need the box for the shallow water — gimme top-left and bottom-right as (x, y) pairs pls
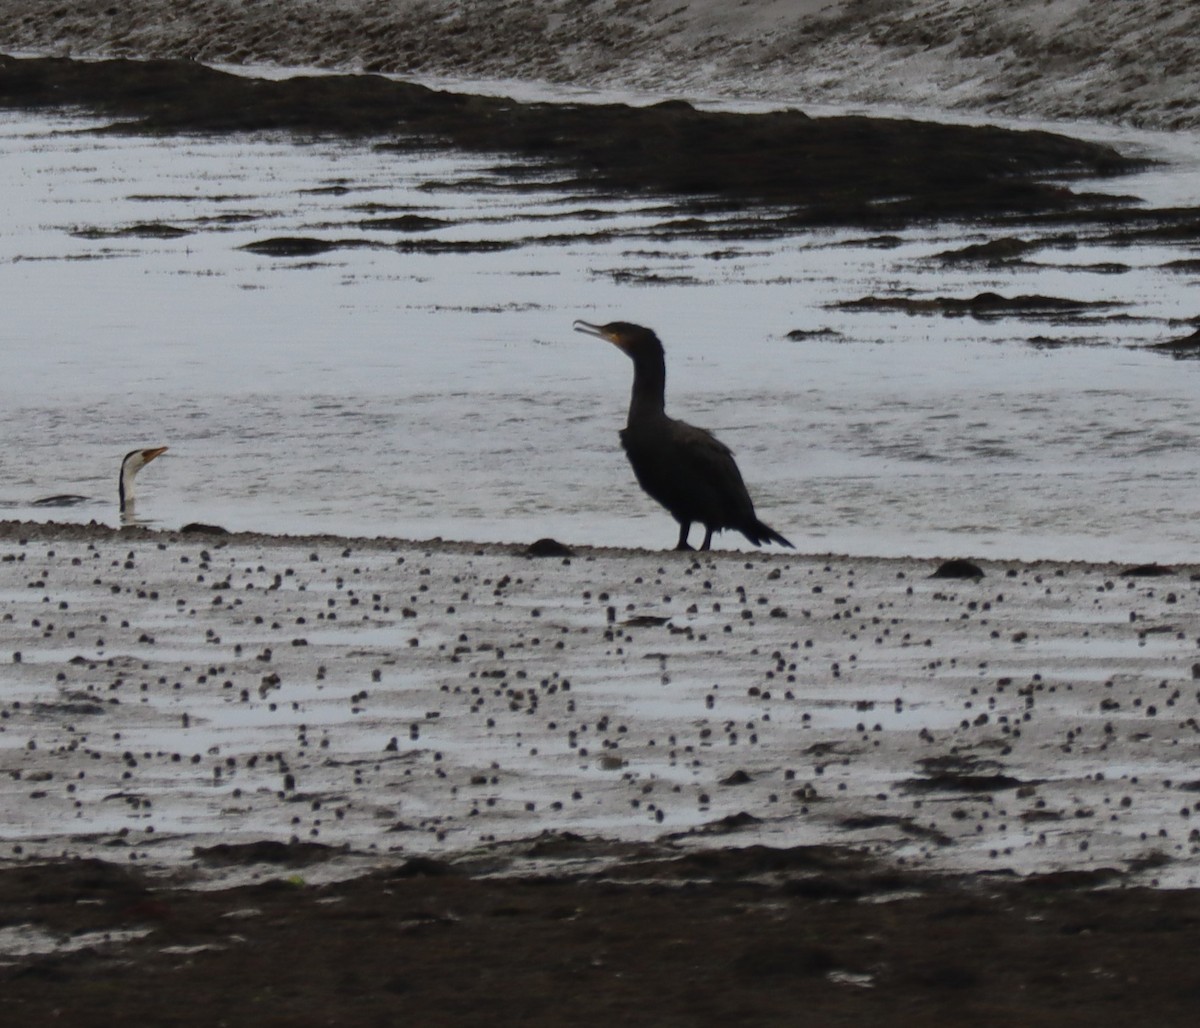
(3, 101), (1200, 561)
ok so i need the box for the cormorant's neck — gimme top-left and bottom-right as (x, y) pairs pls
(627, 345), (667, 425)
(119, 463), (134, 512)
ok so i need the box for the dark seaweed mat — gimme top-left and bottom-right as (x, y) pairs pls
(0, 54), (1144, 227)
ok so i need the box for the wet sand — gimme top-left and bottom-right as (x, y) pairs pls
(2, 519), (1200, 1021)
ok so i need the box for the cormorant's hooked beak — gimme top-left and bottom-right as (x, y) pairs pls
(141, 446), (168, 464)
(573, 320), (611, 341)
(574, 319), (633, 357)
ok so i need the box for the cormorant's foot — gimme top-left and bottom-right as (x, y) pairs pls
(674, 541), (694, 551)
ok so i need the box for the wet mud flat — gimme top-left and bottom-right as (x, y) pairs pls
(7, 54), (1200, 368)
(0, 53), (1145, 231)
(4, 520), (1200, 882)
(8, 53), (1200, 321)
(2, 521), (1200, 1020)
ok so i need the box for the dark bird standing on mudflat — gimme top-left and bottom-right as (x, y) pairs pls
(574, 320), (793, 552)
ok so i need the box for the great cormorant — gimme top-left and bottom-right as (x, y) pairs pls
(31, 445), (168, 513)
(574, 320), (792, 552)
(118, 446), (168, 513)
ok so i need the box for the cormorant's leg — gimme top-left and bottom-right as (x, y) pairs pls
(700, 527), (713, 551)
(675, 522), (694, 551)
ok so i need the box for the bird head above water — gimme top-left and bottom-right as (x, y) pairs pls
(119, 446), (168, 512)
(573, 320), (664, 360)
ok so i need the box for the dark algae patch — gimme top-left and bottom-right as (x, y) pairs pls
(69, 221), (193, 239)
(1145, 327), (1200, 359)
(0, 54), (1145, 228)
(834, 292), (1118, 318)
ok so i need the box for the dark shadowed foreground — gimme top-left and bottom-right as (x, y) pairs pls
(3, 850), (1200, 1027)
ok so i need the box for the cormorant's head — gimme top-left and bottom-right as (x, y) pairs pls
(573, 320), (663, 360)
(119, 446), (168, 512)
(122, 446), (168, 477)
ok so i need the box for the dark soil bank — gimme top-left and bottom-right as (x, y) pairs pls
(4, 851), (1200, 1027)
(0, 54), (1142, 227)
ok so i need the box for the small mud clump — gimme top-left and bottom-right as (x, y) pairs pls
(524, 537), (575, 557)
(929, 558), (985, 580)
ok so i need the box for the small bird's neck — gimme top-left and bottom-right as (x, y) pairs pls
(627, 348), (668, 426)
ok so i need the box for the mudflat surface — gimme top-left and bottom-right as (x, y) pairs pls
(0, 54), (1142, 230)
(1, 522), (1200, 1022)
(3, 522), (1200, 884)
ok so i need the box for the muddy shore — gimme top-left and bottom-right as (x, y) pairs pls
(0, 53), (1144, 232)
(2, 520), (1200, 1021)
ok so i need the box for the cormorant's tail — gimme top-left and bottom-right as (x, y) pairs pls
(748, 520), (794, 549)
